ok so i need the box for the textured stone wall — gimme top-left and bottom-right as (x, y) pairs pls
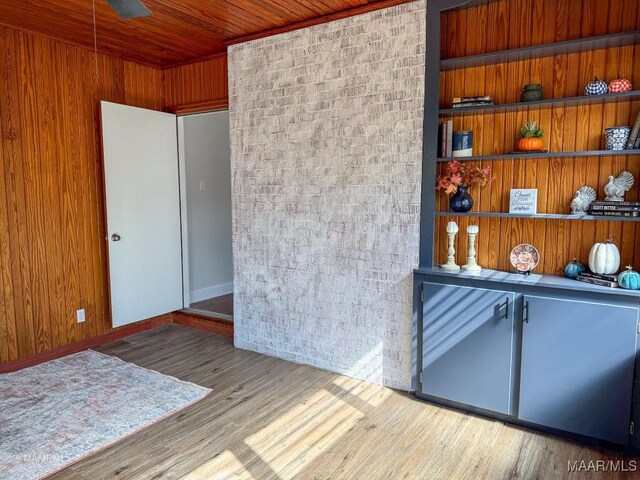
(228, 0), (425, 390)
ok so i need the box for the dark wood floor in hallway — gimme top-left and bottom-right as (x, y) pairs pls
(53, 325), (633, 479)
(191, 294), (234, 317)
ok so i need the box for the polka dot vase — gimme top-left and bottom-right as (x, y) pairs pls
(584, 77), (608, 96)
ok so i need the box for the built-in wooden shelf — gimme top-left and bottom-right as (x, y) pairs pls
(415, 266), (640, 299)
(437, 149), (640, 162)
(440, 31), (640, 70)
(435, 211), (640, 222)
(439, 91), (640, 116)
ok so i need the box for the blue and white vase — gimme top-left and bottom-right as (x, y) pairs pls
(604, 126), (631, 151)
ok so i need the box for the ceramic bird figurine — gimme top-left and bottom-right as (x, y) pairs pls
(604, 171), (634, 202)
(570, 186), (597, 214)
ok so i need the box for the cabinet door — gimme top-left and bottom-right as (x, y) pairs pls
(519, 295), (638, 445)
(422, 283), (516, 415)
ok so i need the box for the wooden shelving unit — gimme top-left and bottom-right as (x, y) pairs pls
(435, 212), (640, 222)
(421, 0), (640, 278)
(438, 149), (640, 161)
(439, 90), (640, 116)
(414, 0), (640, 446)
(440, 31), (640, 70)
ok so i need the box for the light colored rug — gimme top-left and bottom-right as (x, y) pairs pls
(0, 350), (211, 480)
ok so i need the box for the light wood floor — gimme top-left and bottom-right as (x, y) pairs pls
(53, 324), (635, 480)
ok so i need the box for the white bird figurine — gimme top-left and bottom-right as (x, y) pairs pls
(604, 171), (634, 202)
(570, 186), (597, 214)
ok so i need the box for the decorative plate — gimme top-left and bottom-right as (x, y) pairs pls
(510, 243), (540, 272)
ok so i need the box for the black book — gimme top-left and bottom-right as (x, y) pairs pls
(588, 210), (640, 217)
(452, 102), (495, 108)
(591, 200), (640, 206)
(590, 204), (640, 212)
(576, 274), (619, 288)
(628, 112), (640, 149)
(577, 272), (619, 282)
(452, 95), (493, 103)
(439, 122), (446, 158)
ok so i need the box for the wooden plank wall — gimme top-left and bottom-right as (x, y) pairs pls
(0, 25), (165, 364)
(164, 54), (229, 112)
(435, 0), (640, 275)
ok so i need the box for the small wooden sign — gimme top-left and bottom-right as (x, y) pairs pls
(510, 189), (538, 214)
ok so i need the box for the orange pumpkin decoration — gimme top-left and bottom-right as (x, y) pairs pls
(517, 121), (544, 152)
(517, 137), (544, 151)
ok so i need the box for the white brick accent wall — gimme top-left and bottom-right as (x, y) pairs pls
(228, 0), (425, 390)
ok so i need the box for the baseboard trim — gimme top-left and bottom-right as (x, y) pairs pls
(0, 312), (234, 374)
(189, 282), (233, 303)
(0, 315), (173, 374)
(172, 311), (234, 338)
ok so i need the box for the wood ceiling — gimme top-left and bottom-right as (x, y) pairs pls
(0, 0), (413, 67)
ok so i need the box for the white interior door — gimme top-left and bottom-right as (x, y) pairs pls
(101, 101), (183, 327)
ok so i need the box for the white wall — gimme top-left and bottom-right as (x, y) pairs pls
(183, 111), (233, 302)
(228, 1), (424, 390)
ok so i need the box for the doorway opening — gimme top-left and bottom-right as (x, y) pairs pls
(178, 110), (233, 322)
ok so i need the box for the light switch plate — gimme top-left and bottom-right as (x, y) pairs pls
(76, 309), (85, 323)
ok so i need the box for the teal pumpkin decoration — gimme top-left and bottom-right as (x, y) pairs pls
(564, 258), (585, 279)
(618, 266), (640, 290)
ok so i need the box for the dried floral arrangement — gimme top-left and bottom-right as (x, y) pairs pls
(436, 161), (494, 194)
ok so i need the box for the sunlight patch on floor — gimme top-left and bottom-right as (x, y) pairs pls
(241, 378), (392, 479)
(180, 450), (254, 480)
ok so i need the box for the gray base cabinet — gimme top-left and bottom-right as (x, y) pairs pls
(414, 271), (640, 447)
(519, 295), (638, 445)
(422, 283), (516, 415)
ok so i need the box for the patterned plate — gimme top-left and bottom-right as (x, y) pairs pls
(510, 243), (540, 272)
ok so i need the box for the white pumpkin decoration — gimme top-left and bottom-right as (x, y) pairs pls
(588, 239), (621, 275)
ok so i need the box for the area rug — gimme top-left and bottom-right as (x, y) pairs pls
(0, 350), (211, 479)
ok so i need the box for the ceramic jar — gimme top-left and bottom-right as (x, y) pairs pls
(452, 131), (473, 157)
(604, 126), (631, 151)
(520, 84), (544, 102)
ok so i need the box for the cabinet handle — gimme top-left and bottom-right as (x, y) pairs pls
(500, 297), (509, 319)
(523, 300), (529, 324)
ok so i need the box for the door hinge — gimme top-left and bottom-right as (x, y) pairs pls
(421, 289), (424, 302)
(419, 372), (423, 383)
(637, 320), (640, 335)
(631, 421), (635, 435)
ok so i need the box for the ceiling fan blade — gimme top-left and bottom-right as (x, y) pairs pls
(107, 0), (152, 19)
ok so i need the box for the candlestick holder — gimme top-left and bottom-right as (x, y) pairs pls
(462, 224), (481, 272)
(442, 221), (460, 272)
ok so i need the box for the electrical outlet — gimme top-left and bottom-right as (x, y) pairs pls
(76, 309), (85, 323)
(199, 181), (206, 191)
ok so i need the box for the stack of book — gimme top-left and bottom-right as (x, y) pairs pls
(439, 119), (453, 158)
(451, 96), (494, 108)
(576, 272), (619, 288)
(589, 201), (640, 218)
(627, 112), (640, 149)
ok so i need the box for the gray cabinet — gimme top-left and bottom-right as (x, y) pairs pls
(519, 295), (639, 445)
(421, 283), (517, 415)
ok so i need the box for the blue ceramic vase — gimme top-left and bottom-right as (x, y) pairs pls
(450, 185), (474, 212)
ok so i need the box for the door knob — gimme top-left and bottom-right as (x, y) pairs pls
(111, 233), (122, 242)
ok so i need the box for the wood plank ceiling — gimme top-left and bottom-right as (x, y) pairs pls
(0, 0), (412, 67)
